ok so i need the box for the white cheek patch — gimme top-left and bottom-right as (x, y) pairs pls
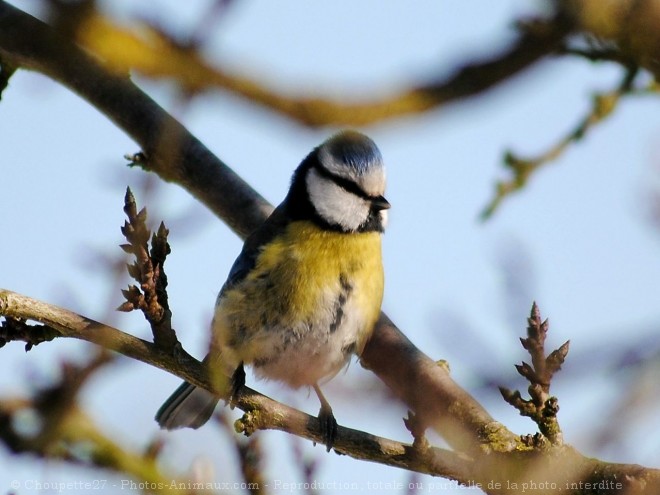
(318, 147), (386, 197)
(306, 169), (371, 231)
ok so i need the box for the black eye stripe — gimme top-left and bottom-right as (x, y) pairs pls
(313, 162), (374, 202)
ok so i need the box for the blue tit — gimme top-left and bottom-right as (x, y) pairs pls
(155, 130), (389, 450)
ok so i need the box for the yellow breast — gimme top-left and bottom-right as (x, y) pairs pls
(219, 220), (384, 358)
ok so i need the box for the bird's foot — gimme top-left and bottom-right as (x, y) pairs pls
(312, 383), (337, 451)
(318, 405), (338, 452)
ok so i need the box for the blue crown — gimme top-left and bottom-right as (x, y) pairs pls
(322, 131), (383, 175)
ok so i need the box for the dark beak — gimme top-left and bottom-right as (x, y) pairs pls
(371, 195), (391, 211)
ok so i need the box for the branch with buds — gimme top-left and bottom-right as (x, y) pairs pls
(117, 187), (179, 351)
(500, 303), (569, 446)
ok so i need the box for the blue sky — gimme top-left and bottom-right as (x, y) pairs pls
(2, 0), (660, 492)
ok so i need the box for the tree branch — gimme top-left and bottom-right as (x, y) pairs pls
(0, 288), (472, 482)
(118, 187), (179, 351)
(3, 288), (660, 494)
(0, 289), (202, 383)
(25, 3), (574, 127)
(362, 314), (515, 454)
(0, 0), (271, 240)
(499, 303), (568, 446)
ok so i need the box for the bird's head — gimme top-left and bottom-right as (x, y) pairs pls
(289, 131), (389, 233)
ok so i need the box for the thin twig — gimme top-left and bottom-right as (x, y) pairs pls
(558, 45), (632, 65)
(0, 317), (58, 351)
(481, 66), (640, 219)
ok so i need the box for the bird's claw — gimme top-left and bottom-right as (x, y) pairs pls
(318, 407), (338, 452)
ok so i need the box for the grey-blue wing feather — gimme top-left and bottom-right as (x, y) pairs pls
(219, 202), (291, 297)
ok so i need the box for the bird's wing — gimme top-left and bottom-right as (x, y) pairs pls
(219, 202), (290, 296)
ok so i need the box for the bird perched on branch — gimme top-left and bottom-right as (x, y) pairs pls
(155, 130), (389, 450)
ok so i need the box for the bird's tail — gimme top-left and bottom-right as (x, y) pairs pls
(155, 381), (219, 430)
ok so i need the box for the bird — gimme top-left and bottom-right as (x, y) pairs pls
(155, 130), (389, 450)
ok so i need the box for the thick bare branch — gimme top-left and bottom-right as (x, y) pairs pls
(0, 1), (272, 240)
(362, 314), (516, 454)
